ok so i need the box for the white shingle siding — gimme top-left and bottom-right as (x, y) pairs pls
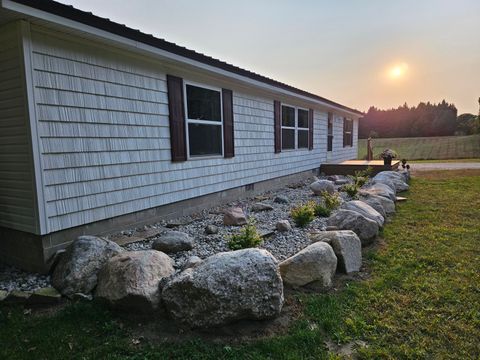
(29, 27), (357, 233)
(0, 22), (37, 233)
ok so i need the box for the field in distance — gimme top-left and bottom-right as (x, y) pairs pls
(358, 134), (480, 160)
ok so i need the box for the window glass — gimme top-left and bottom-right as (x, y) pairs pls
(188, 123), (222, 156)
(282, 106), (295, 127)
(298, 129), (308, 148)
(186, 84), (221, 121)
(298, 109), (309, 128)
(282, 128), (295, 149)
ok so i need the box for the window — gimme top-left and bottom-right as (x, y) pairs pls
(281, 105), (309, 150)
(185, 83), (223, 157)
(327, 112), (333, 151)
(343, 117), (353, 147)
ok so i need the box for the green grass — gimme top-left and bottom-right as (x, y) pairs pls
(1, 170), (480, 359)
(358, 134), (480, 160)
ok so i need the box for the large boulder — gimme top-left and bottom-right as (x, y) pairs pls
(327, 210), (379, 246)
(360, 183), (396, 202)
(51, 236), (123, 297)
(359, 197), (386, 218)
(152, 231), (194, 253)
(279, 242), (337, 289)
(373, 171), (409, 193)
(310, 180), (335, 195)
(95, 250), (174, 311)
(361, 194), (395, 215)
(251, 202), (274, 212)
(223, 207), (247, 226)
(397, 169), (411, 183)
(310, 231), (362, 274)
(162, 249), (283, 328)
(342, 200), (385, 227)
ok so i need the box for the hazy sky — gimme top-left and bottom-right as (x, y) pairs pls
(65, 0), (480, 114)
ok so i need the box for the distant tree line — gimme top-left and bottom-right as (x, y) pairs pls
(359, 99), (480, 138)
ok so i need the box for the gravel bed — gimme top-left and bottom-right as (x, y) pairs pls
(0, 176), (353, 291)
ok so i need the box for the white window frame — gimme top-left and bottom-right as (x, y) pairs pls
(183, 81), (224, 159)
(281, 104), (309, 150)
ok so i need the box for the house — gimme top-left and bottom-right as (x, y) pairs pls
(0, 0), (363, 272)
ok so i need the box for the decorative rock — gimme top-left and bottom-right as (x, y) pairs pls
(4, 290), (31, 304)
(342, 200), (385, 227)
(273, 195), (289, 204)
(335, 179), (350, 186)
(359, 196), (387, 218)
(325, 226), (339, 231)
(310, 180), (335, 195)
(95, 250), (174, 311)
(251, 202), (274, 212)
(166, 219), (193, 228)
(327, 210), (379, 246)
(373, 171), (409, 193)
(51, 236), (123, 298)
(162, 249), (283, 328)
(183, 256), (202, 270)
(276, 220), (292, 232)
(223, 207), (247, 226)
(398, 169), (411, 183)
(360, 183), (396, 202)
(279, 242), (337, 288)
(204, 224), (219, 235)
(310, 231), (362, 274)
(28, 287), (62, 305)
(361, 194), (395, 215)
(373, 178), (396, 193)
(0, 290), (7, 301)
(152, 231), (194, 253)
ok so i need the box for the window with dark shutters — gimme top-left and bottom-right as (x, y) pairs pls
(222, 88), (234, 158)
(343, 117), (353, 147)
(167, 75), (187, 162)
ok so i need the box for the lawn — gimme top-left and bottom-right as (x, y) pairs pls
(358, 134), (480, 160)
(1, 170), (479, 359)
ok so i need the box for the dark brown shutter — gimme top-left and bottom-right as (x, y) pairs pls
(308, 108), (314, 150)
(222, 88), (234, 158)
(274, 100), (281, 153)
(167, 75), (187, 162)
(343, 117), (347, 147)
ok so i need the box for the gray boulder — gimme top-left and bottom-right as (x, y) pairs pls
(205, 224), (218, 235)
(359, 197), (386, 218)
(279, 242), (337, 289)
(310, 180), (335, 195)
(223, 207), (247, 226)
(310, 231), (362, 274)
(398, 169), (411, 182)
(360, 183), (396, 202)
(276, 220), (292, 232)
(95, 250), (174, 311)
(183, 256), (202, 270)
(327, 210), (379, 246)
(374, 171), (409, 193)
(251, 202), (274, 212)
(152, 231), (194, 253)
(342, 200), (385, 227)
(274, 195), (289, 204)
(361, 194), (395, 215)
(51, 236), (123, 297)
(162, 249), (283, 328)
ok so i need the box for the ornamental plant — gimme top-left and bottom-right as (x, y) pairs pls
(314, 203), (331, 217)
(290, 201), (316, 227)
(341, 183), (359, 199)
(379, 148), (397, 159)
(228, 220), (262, 250)
(320, 191), (341, 210)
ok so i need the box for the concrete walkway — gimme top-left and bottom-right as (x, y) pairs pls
(410, 162), (480, 171)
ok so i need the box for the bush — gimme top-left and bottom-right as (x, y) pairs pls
(314, 203), (331, 217)
(321, 191), (341, 210)
(349, 167), (373, 187)
(228, 220), (262, 250)
(341, 183), (359, 199)
(290, 202), (316, 227)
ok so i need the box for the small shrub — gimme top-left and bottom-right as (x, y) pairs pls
(342, 183), (359, 199)
(314, 203), (331, 217)
(321, 191), (341, 210)
(228, 220), (262, 250)
(290, 201), (315, 227)
(349, 167), (373, 187)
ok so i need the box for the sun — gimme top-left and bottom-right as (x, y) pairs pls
(388, 63), (409, 80)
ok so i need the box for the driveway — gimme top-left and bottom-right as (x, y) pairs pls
(410, 162), (480, 171)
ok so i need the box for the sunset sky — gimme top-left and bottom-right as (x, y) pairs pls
(66, 0), (480, 114)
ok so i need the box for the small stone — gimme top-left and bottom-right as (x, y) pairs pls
(310, 180), (335, 195)
(28, 287), (62, 305)
(0, 290), (8, 301)
(183, 256), (202, 270)
(223, 207), (247, 226)
(204, 224), (219, 235)
(251, 202), (274, 212)
(152, 231), (194, 253)
(260, 229), (275, 238)
(396, 196), (407, 202)
(276, 220), (292, 232)
(273, 195), (289, 204)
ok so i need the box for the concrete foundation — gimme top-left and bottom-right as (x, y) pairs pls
(0, 169), (318, 273)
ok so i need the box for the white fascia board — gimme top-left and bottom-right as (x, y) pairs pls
(2, 0), (362, 118)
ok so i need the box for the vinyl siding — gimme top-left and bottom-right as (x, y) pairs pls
(0, 22), (37, 233)
(30, 27), (357, 233)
